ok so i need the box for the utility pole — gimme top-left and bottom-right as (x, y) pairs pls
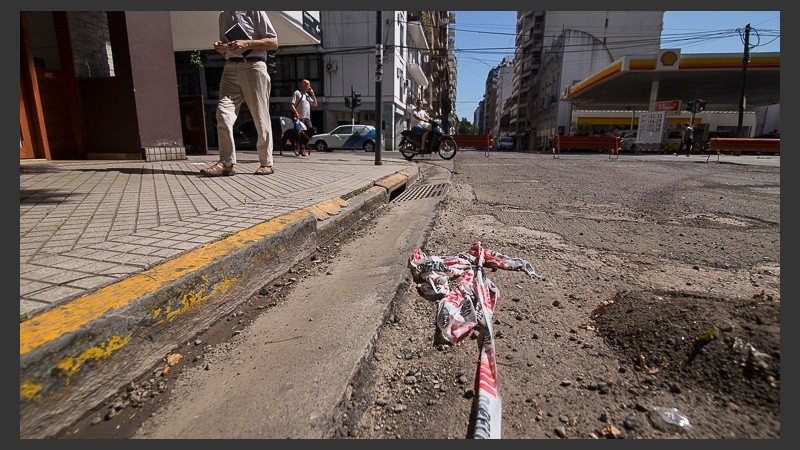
(375, 11), (383, 165)
(737, 23), (751, 138)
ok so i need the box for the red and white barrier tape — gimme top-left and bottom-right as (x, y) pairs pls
(408, 242), (537, 439)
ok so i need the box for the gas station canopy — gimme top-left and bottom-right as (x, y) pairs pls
(562, 50), (780, 112)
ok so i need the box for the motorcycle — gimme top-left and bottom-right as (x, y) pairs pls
(399, 119), (458, 161)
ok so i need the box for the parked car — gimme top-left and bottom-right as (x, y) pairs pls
(233, 116), (294, 154)
(310, 124), (376, 152)
(618, 130), (637, 151)
(495, 136), (515, 151)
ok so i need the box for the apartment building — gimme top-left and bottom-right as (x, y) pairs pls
(531, 29), (615, 150)
(507, 11), (664, 150)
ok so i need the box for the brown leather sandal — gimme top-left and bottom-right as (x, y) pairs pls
(254, 166), (274, 175)
(200, 162), (235, 176)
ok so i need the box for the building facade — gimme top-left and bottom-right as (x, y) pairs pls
(173, 11), (454, 152)
(20, 11), (321, 161)
(508, 11), (664, 150)
(532, 29), (615, 150)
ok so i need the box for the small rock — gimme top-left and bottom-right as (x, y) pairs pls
(623, 416), (640, 430)
(554, 426), (567, 438)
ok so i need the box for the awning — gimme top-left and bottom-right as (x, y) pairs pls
(170, 11), (321, 51)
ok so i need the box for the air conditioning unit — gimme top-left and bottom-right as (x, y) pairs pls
(325, 62), (337, 72)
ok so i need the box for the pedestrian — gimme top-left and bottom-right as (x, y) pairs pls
(289, 79), (317, 157)
(410, 99), (432, 152)
(680, 122), (694, 157)
(200, 11), (278, 177)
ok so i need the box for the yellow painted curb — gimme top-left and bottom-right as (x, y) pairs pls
(307, 197), (349, 221)
(20, 209), (313, 356)
(375, 172), (409, 194)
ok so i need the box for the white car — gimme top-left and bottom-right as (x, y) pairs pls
(618, 130), (637, 151)
(495, 136), (515, 151)
(309, 124), (376, 152)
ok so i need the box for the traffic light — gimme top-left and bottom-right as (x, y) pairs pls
(696, 99), (707, 112)
(344, 96), (351, 109)
(353, 92), (361, 108)
(685, 99), (708, 113)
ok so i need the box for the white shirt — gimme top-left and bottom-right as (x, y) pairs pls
(410, 107), (430, 128)
(291, 90), (313, 119)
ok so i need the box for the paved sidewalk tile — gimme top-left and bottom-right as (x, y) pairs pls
(19, 152), (411, 318)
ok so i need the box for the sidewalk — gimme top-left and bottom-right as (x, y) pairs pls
(19, 150), (418, 438)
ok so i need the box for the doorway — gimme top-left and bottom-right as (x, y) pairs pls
(19, 11), (86, 160)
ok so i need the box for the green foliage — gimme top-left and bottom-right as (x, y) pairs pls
(457, 117), (477, 135)
(190, 50), (204, 69)
(419, 11), (433, 43)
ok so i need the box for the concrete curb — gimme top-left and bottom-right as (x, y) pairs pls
(19, 166), (418, 439)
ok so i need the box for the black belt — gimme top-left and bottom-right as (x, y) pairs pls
(227, 56), (266, 63)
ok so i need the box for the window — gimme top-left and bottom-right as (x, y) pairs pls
(271, 53), (323, 97)
(332, 126), (353, 135)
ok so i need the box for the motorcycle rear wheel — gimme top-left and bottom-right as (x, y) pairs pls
(399, 139), (417, 160)
(437, 137), (458, 160)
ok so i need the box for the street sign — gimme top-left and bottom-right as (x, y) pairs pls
(655, 100), (680, 112)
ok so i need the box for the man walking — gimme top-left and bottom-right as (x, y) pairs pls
(680, 122), (694, 157)
(201, 11), (278, 176)
(290, 79), (317, 157)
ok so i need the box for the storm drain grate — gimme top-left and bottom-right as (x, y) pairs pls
(392, 183), (449, 203)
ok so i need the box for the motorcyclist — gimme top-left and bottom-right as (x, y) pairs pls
(410, 99), (432, 151)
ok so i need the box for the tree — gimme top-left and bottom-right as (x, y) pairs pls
(457, 117), (477, 135)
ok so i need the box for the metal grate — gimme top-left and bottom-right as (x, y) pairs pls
(391, 183), (448, 202)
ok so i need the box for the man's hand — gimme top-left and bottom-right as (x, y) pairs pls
(227, 40), (250, 55)
(214, 40), (228, 54)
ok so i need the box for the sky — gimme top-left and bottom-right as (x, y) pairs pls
(453, 11), (781, 121)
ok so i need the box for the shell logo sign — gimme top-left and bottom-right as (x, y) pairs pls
(657, 49), (681, 71)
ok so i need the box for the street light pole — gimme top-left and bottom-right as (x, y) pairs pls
(737, 23), (751, 138)
(375, 11), (383, 165)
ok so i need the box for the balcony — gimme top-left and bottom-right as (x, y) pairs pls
(407, 21), (429, 49)
(407, 61), (429, 88)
